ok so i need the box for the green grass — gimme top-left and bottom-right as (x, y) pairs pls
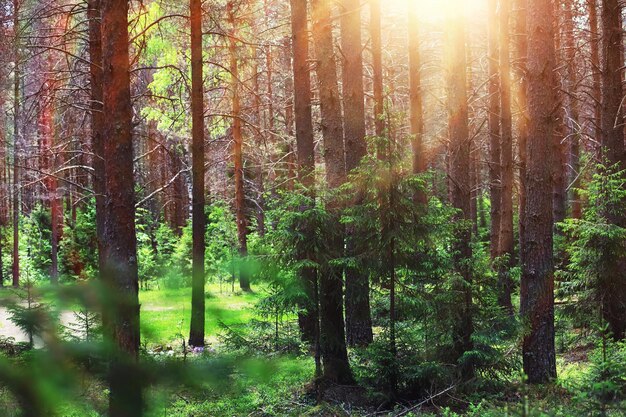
(139, 284), (261, 346)
(0, 282), (317, 417)
(156, 356), (315, 417)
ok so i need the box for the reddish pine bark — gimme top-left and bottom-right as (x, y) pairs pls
(514, 0), (529, 263)
(340, 0), (373, 348)
(498, 0), (515, 315)
(563, 0), (581, 219)
(12, 0), (20, 288)
(552, 5), (567, 229)
(588, 0), (601, 145)
(445, 7), (474, 379)
(290, 0), (318, 345)
(487, 0), (502, 261)
(227, 2), (250, 292)
(310, 0), (353, 385)
(88, 0), (105, 271)
(370, 0), (384, 140)
(520, 0), (557, 384)
(100, 0), (142, 413)
(409, 4), (426, 206)
(599, 0), (626, 340)
(189, 0), (206, 347)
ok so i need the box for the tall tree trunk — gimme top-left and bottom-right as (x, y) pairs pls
(498, 0), (514, 315)
(564, 0), (581, 219)
(283, 36), (295, 138)
(100, 0), (142, 413)
(12, 0), (20, 288)
(552, 4), (567, 230)
(520, 0), (557, 384)
(340, 0), (373, 348)
(228, 2), (251, 292)
(310, 0), (353, 385)
(290, 0), (317, 346)
(466, 37), (479, 235)
(514, 0), (529, 265)
(89, 0), (104, 272)
(370, 0), (384, 140)
(264, 0), (275, 135)
(39, 48), (61, 285)
(409, 3), (426, 205)
(189, 0), (206, 347)
(444, 5), (474, 380)
(487, 0), (501, 260)
(600, 0), (626, 340)
(588, 0), (601, 146)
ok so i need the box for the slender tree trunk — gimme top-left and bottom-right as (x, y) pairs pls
(283, 36), (295, 138)
(588, 0), (601, 146)
(264, 0), (275, 135)
(487, 0), (501, 260)
(0, 54), (4, 288)
(409, 4), (426, 205)
(172, 151), (187, 234)
(552, 5), (567, 229)
(0, 106), (4, 287)
(340, 0), (373, 348)
(88, 0), (105, 274)
(563, 0), (581, 219)
(370, 0), (384, 140)
(385, 153), (397, 398)
(228, 2), (251, 292)
(600, 0), (626, 340)
(189, 0), (206, 347)
(100, 0), (142, 413)
(12, 0), (20, 288)
(310, 0), (353, 385)
(445, 6), (474, 380)
(39, 51), (60, 285)
(290, 0), (318, 346)
(466, 35), (478, 236)
(498, 0), (514, 315)
(520, 0), (557, 384)
(514, 0), (529, 264)
(252, 48), (267, 236)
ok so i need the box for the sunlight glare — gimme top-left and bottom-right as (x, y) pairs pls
(406, 0), (487, 23)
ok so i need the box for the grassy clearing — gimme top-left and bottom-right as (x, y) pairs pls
(0, 283), (317, 417)
(139, 284), (260, 346)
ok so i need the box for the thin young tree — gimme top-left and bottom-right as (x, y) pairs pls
(520, 0), (557, 384)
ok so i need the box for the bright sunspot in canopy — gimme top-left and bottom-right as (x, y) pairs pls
(405, 0), (487, 22)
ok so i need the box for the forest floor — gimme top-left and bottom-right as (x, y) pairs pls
(138, 284), (259, 347)
(0, 285), (620, 416)
(0, 306), (27, 342)
(0, 284), (258, 345)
